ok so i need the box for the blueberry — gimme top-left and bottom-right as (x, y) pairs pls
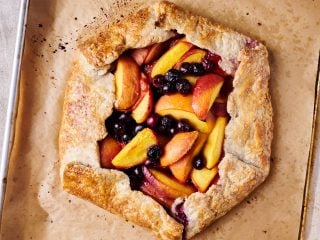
(160, 115), (175, 130)
(118, 112), (135, 126)
(162, 82), (175, 94)
(190, 63), (205, 75)
(147, 145), (162, 161)
(126, 166), (144, 190)
(168, 127), (176, 135)
(121, 133), (132, 143)
(180, 62), (192, 74)
(152, 75), (165, 88)
(105, 111), (120, 133)
(157, 124), (167, 134)
(112, 124), (124, 138)
(157, 115), (176, 135)
(114, 122), (124, 131)
(177, 120), (192, 132)
(175, 79), (192, 95)
(165, 69), (181, 82)
(152, 87), (164, 98)
(134, 125), (145, 135)
(192, 156), (205, 170)
(162, 84), (170, 94)
(118, 112), (129, 122)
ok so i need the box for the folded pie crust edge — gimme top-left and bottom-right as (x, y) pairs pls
(59, 1), (273, 240)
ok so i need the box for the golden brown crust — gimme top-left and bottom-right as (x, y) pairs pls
(225, 44), (273, 175)
(59, 1), (273, 239)
(78, 6), (175, 70)
(79, 1), (248, 74)
(63, 163), (183, 240)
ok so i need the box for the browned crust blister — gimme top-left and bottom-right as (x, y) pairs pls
(59, 1), (273, 239)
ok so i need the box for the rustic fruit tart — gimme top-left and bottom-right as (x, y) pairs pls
(59, 1), (273, 240)
(101, 36), (231, 205)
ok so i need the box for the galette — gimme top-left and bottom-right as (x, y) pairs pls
(59, 1), (273, 239)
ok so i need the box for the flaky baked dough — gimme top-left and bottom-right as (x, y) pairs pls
(59, 1), (273, 239)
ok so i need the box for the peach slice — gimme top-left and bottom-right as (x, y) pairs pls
(191, 167), (218, 192)
(175, 49), (206, 69)
(131, 78), (153, 123)
(149, 168), (195, 196)
(169, 133), (208, 183)
(141, 167), (195, 207)
(130, 47), (149, 66)
(206, 111), (216, 131)
(131, 74), (149, 108)
(203, 116), (227, 169)
(99, 136), (122, 168)
(140, 180), (174, 207)
(112, 128), (157, 168)
(115, 56), (141, 110)
(156, 109), (210, 133)
(155, 93), (193, 113)
(160, 131), (199, 167)
(145, 42), (168, 64)
(192, 74), (224, 120)
(151, 40), (193, 77)
(131, 89), (153, 123)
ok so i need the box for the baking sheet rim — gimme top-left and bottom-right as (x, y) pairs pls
(0, 0), (30, 227)
(298, 51), (320, 240)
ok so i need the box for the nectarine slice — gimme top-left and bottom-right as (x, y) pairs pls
(140, 180), (174, 207)
(132, 89), (153, 123)
(145, 42), (168, 64)
(131, 75), (149, 108)
(99, 136), (122, 168)
(192, 74), (224, 120)
(155, 93), (193, 113)
(151, 40), (193, 77)
(203, 116), (227, 169)
(115, 56), (141, 110)
(149, 168), (195, 195)
(169, 153), (193, 183)
(160, 131), (199, 167)
(112, 128), (157, 168)
(191, 167), (218, 192)
(206, 111), (216, 132)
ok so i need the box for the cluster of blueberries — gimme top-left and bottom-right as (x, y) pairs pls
(151, 61), (207, 96)
(106, 111), (194, 144)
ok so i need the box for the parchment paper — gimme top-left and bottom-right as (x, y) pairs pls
(1, 0), (320, 239)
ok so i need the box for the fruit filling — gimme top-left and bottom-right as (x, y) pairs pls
(99, 35), (234, 224)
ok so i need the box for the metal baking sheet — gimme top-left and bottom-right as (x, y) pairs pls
(0, 0), (29, 221)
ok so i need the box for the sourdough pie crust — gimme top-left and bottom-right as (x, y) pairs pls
(59, 1), (273, 240)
